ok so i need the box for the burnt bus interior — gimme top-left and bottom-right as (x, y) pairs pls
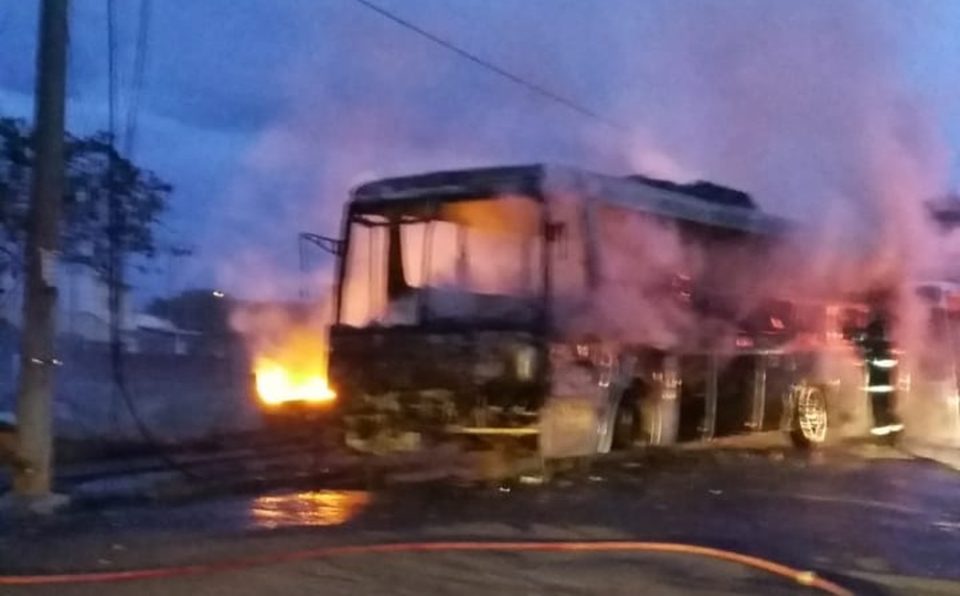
(329, 168), (551, 438)
(336, 195), (546, 331)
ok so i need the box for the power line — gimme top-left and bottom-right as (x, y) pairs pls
(124, 0), (152, 158)
(105, 0), (197, 480)
(349, 0), (621, 131)
(106, 0), (117, 143)
(106, 0), (120, 358)
(106, 0), (125, 432)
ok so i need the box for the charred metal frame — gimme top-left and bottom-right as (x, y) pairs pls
(332, 166), (552, 334)
(322, 164), (830, 454)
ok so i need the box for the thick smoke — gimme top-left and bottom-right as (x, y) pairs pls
(213, 1), (952, 294)
(614, 2), (956, 441)
(216, 2), (956, 441)
(591, 1), (956, 441)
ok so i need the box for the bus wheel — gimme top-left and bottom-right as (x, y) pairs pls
(789, 384), (828, 449)
(611, 396), (641, 451)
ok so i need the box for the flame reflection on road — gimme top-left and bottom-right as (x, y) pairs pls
(250, 490), (371, 529)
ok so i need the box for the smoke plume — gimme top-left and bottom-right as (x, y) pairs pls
(218, 1), (957, 440)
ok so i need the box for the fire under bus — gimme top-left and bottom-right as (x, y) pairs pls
(271, 165), (960, 458)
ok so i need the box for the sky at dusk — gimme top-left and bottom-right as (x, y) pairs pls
(2, 0), (960, 304)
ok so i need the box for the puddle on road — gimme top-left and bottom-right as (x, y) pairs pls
(250, 490), (371, 529)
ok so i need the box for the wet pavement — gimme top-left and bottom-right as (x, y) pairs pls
(0, 444), (959, 594)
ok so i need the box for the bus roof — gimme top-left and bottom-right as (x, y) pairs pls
(350, 164), (789, 236)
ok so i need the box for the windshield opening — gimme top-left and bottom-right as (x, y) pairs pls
(338, 195), (544, 328)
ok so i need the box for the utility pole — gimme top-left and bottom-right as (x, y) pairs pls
(13, 0), (69, 499)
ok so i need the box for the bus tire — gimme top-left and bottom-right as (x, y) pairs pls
(788, 384), (829, 449)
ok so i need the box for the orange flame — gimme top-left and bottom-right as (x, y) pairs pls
(255, 359), (336, 406)
(253, 328), (335, 406)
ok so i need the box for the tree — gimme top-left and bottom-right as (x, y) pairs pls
(0, 118), (32, 280)
(0, 117), (170, 281)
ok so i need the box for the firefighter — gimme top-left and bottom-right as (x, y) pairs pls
(861, 313), (903, 438)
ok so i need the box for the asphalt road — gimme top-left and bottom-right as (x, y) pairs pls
(1, 444), (958, 595)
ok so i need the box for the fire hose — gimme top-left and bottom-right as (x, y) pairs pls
(0, 540), (851, 594)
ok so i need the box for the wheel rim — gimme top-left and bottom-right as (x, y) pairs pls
(797, 386), (828, 443)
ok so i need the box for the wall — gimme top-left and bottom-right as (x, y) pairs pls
(0, 339), (262, 443)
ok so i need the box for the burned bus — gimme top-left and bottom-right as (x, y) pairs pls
(305, 165), (914, 457)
